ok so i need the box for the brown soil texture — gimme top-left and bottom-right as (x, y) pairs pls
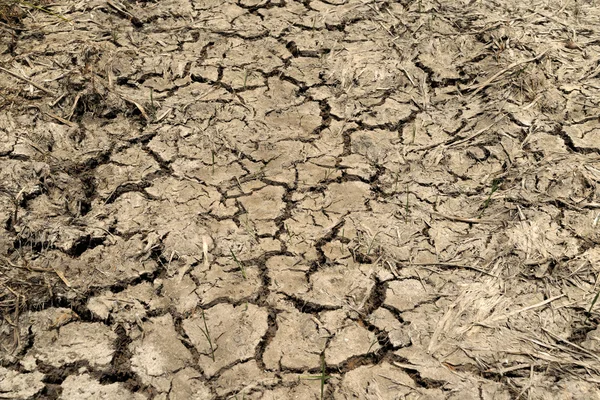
(2, 0), (600, 399)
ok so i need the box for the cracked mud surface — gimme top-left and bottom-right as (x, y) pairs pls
(2, 0), (600, 398)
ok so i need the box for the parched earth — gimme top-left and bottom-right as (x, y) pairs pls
(1, 0), (600, 398)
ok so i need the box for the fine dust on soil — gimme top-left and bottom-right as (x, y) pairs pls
(1, 0), (600, 399)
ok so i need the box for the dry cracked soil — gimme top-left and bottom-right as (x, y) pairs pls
(1, 0), (600, 399)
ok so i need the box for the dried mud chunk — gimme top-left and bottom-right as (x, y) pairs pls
(325, 322), (380, 366)
(240, 0), (268, 8)
(238, 185), (286, 221)
(554, 379), (600, 400)
(418, 50), (460, 82)
(135, 0), (193, 18)
(57, 234), (158, 289)
(29, 121), (111, 165)
(351, 129), (399, 164)
(509, 106), (537, 127)
(326, 181), (372, 214)
(480, 382), (512, 400)
(18, 308), (78, 335)
(539, 87), (567, 116)
(563, 121), (600, 150)
(231, 13), (267, 38)
(301, 263), (373, 308)
(130, 314), (193, 392)
(259, 237), (281, 252)
(157, 217), (213, 264)
(95, 145), (160, 200)
(333, 362), (416, 399)
(206, 219), (264, 259)
(0, 112), (17, 155)
(263, 101), (322, 140)
(318, 309), (348, 333)
(0, 233), (10, 256)
(13, 195), (95, 253)
(214, 360), (277, 397)
(280, 235), (320, 261)
(147, 125), (188, 163)
(210, 198), (238, 218)
(88, 282), (162, 323)
(310, 0), (372, 25)
(240, 78), (302, 113)
(182, 303), (269, 377)
(263, 310), (327, 370)
(327, 94), (364, 120)
(143, 76), (180, 92)
(188, 64), (219, 82)
(344, 19), (395, 42)
(534, 164), (593, 202)
(109, 192), (152, 235)
(359, 98), (416, 126)
(399, 303), (444, 348)
(235, 179), (267, 195)
(401, 113), (454, 148)
(394, 347), (463, 388)
(435, 195), (481, 221)
(267, 256), (310, 297)
(172, 159), (246, 186)
(246, 140), (302, 172)
(204, 36), (285, 70)
(285, 29), (344, 56)
(257, 2), (307, 36)
(193, 260), (261, 305)
(562, 210), (600, 243)
(0, 160), (47, 195)
(304, 146), (336, 171)
(385, 279), (434, 312)
(87, 293), (114, 321)
(297, 160), (341, 188)
(261, 152), (299, 185)
(170, 368), (212, 400)
(60, 373), (147, 400)
(285, 57), (324, 87)
(146, 177), (221, 210)
(251, 378), (321, 399)
(428, 221), (473, 258)
(512, 377), (599, 400)
(244, 217), (277, 236)
(444, 151), (476, 177)
(339, 154), (377, 180)
(165, 83), (233, 111)
(281, 210), (339, 260)
(221, 67), (265, 90)
(325, 42), (403, 91)
(161, 275), (199, 314)
(0, 367), (45, 399)
(368, 308), (411, 348)
(526, 131), (568, 154)
(300, 181), (371, 214)
(55, 226), (106, 255)
(41, 169), (87, 212)
(581, 327), (600, 352)
(321, 240), (352, 264)
(22, 322), (116, 369)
